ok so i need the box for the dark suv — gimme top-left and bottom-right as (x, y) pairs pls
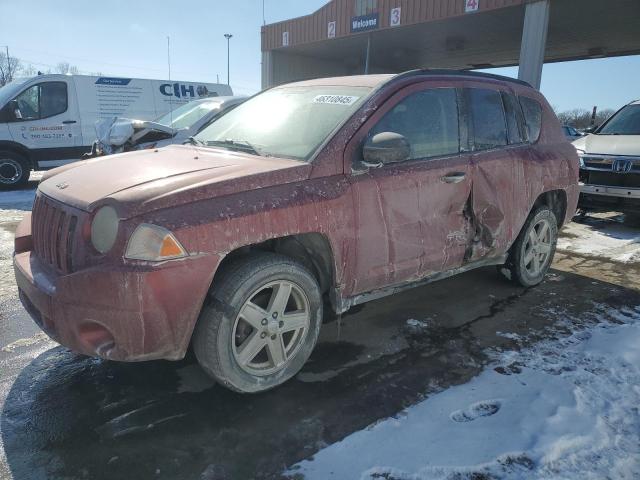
(14, 70), (579, 392)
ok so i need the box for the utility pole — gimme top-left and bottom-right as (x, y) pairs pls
(2, 46), (10, 81)
(224, 34), (233, 86)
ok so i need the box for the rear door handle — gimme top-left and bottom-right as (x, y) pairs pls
(441, 172), (466, 184)
(62, 120), (77, 124)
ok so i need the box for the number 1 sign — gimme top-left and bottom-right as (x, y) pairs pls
(465, 0), (479, 13)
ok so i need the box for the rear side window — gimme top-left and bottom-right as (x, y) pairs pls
(501, 92), (524, 144)
(371, 88), (459, 160)
(468, 88), (508, 150)
(40, 82), (68, 118)
(519, 96), (542, 143)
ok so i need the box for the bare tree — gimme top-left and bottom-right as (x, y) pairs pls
(0, 51), (22, 86)
(21, 64), (38, 77)
(55, 62), (80, 75)
(557, 107), (619, 129)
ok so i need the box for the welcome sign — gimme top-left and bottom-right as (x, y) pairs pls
(351, 13), (379, 32)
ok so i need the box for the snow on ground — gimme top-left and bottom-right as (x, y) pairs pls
(0, 187), (35, 297)
(558, 214), (640, 263)
(289, 307), (640, 479)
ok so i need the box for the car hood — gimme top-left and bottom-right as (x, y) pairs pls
(39, 145), (311, 216)
(573, 134), (640, 156)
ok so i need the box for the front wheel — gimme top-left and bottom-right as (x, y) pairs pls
(193, 253), (322, 393)
(0, 151), (30, 189)
(500, 206), (558, 287)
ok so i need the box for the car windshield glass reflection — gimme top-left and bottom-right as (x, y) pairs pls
(195, 86), (371, 161)
(599, 105), (640, 135)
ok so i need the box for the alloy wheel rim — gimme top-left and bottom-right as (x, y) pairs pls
(232, 280), (310, 376)
(0, 159), (21, 185)
(523, 218), (553, 277)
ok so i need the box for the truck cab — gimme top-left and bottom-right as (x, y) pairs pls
(0, 75), (83, 187)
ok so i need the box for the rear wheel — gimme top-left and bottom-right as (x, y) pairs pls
(193, 253), (322, 393)
(0, 151), (30, 189)
(500, 206), (558, 287)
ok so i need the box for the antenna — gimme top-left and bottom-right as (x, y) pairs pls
(167, 36), (174, 135)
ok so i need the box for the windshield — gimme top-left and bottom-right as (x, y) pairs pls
(598, 105), (640, 135)
(195, 86), (371, 160)
(0, 77), (32, 107)
(155, 100), (222, 130)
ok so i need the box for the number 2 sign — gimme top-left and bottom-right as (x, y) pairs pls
(328, 21), (336, 38)
(465, 0), (479, 12)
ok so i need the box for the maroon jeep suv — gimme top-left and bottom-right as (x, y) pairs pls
(14, 71), (579, 392)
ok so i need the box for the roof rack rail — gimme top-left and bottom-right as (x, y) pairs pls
(392, 69), (533, 88)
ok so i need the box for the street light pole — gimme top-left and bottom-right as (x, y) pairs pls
(224, 34), (233, 86)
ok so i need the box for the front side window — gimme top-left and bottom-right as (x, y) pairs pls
(195, 86), (370, 161)
(12, 82), (67, 121)
(519, 96), (542, 143)
(15, 85), (40, 120)
(370, 88), (460, 161)
(598, 104), (640, 135)
(468, 88), (508, 150)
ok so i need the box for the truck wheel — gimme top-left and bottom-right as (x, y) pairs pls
(500, 206), (558, 288)
(0, 151), (30, 188)
(193, 253), (322, 393)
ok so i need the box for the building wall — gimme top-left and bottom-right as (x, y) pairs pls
(261, 0), (525, 52)
(263, 51), (355, 89)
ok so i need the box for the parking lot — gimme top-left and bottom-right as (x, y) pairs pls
(1, 178), (639, 479)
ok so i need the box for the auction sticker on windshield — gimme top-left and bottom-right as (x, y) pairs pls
(313, 95), (360, 105)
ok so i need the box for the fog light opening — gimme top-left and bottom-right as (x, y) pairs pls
(78, 321), (116, 357)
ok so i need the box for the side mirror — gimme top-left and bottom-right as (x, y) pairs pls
(362, 132), (411, 166)
(0, 100), (19, 122)
(583, 125), (598, 134)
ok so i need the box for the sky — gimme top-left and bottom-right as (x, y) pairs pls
(1, 0), (638, 112)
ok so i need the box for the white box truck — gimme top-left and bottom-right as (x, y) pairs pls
(0, 74), (233, 187)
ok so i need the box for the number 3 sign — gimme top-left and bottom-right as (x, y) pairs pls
(390, 7), (401, 27)
(465, 0), (479, 12)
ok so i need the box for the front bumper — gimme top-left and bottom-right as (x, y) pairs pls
(578, 182), (640, 213)
(13, 214), (220, 361)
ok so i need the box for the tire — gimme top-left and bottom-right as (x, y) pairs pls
(193, 252), (323, 393)
(500, 206), (558, 288)
(0, 151), (30, 189)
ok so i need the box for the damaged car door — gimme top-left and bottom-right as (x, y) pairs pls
(348, 85), (472, 293)
(464, 87), (527, 262)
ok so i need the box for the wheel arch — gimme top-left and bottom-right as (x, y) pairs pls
(0, 141), (33, 169)
(215, 232), (336, 298)
(533, 189), (568, 227)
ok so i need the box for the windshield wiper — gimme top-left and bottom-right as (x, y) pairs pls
(206, 139), (262, 156)
(186, 136), (205, 146)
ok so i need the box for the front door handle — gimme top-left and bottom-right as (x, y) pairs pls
(62, 120), (77, 124)
(441, 172), (466, 184)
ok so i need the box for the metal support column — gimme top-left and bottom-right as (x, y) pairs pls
(517, 0), (550, 89)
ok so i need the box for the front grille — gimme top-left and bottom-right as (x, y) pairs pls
(583, 155), (640, 172)
(32, 194), (78, 274)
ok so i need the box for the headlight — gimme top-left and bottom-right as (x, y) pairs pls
(575, 148), (585, 168)
(125, 224), (187, 261)
(91, 206), (119, 254)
